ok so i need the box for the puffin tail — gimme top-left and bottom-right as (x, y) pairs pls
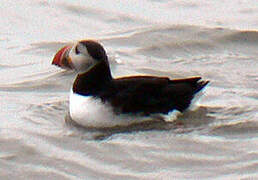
(171, 77), (209, 112)
(194, 79), (210, 94)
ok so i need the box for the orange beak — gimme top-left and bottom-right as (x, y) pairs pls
(52, 45), (73, 69)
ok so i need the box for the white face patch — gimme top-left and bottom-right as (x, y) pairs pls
(68, 43), (98, 73)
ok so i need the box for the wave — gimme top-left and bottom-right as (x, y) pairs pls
(102, 25), (258, 58)
(221, 30), (258, 44)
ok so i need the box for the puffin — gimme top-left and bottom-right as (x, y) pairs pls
(52, 40), (209, 128)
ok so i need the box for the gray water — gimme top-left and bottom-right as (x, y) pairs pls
(0, 1), (258, 179)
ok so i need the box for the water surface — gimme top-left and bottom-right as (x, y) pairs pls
(0, 1), (258, 179)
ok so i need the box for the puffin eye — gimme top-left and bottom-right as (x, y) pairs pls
(75, 46), (80, 55)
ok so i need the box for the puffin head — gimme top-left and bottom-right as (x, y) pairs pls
(52, 40), (107, 73)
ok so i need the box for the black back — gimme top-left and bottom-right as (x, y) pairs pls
(106, 76), (208, 114)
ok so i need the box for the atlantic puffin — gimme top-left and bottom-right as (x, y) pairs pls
(52, 40), (209, 128)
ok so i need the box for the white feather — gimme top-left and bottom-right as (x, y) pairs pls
(69, 43), (97, 73)
(69, 91), (158, 128)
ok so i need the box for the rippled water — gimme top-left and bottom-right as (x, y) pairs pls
(1, 1), (258, 179)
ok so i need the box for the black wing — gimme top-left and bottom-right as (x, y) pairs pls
(100, 76), (209, 115)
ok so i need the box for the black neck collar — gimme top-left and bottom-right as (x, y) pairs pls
(72, 58), (112, 96)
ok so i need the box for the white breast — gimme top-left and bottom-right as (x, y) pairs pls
(69, 91), (156, 128)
